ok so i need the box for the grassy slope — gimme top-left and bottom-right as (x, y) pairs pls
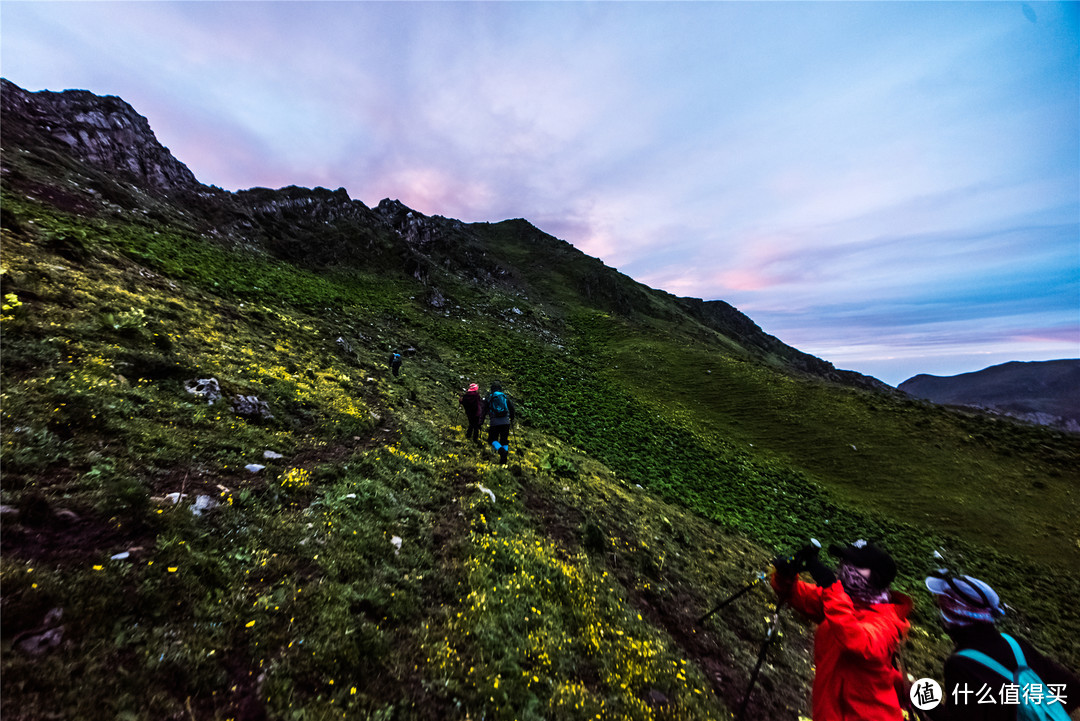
(2, 177), (1078, 721)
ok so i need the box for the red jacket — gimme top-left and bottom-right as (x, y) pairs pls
(459, 390), (483, 421)
(772, 573), (912, 721)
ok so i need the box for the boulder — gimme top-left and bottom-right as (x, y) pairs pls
(231, 394), (273, 420)
(184, 378), (222, 405)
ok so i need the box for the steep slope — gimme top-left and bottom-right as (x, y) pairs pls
(3, 80), (1079, 720)
(900, 360), (1080, 432)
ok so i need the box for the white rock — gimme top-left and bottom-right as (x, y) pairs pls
(191, 495), (218, 516)
(477, 485), (496, 503)
(245, 464), (265, 473)
(263, 450), (284, 460)
(111, 551), (131, 561)
(391, 536), (402, 556)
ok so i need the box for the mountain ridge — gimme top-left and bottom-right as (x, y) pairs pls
(0, 78), (887, 392)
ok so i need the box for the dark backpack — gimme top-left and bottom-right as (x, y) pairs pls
(488, 391), (509, 418)
(955, 634), (1069, 721)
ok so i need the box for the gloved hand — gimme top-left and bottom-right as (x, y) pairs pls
(773, 543), (820, 579)
(795, 543), (820, 566)
(773, 554), (800, 579)
(806, 557), (837, 587)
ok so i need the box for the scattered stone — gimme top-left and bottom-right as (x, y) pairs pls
(390, 535), (402, 556)
(477, 485), (496, 503)
(191, 495), (218, 516)
(0, 504), (18, 516)
(164, 492), (188, 505)
(15, 608), (64, 656)
(335, 336), (353, 353)
(111, 551), (130, 561)
(647, 689), (670, 707)
(232, 394), (273, 420)
(54, 508), (80, 524)
(184, 377), (222, 404)
(245, 464), (265, 473)
(262, 450), (283, 460)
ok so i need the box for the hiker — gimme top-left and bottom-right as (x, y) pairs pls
(922, 572), (1079, 720)
(459, 383), (484, 443)
(771, 539), (912, 721)
(389, 351), (402, 377)
(484, 382), (515, 464)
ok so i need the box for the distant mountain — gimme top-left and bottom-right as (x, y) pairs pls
(899, 360), (1080, 432)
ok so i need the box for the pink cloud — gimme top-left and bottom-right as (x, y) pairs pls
(353, 167), (494, 219)
(1008, 327), (1080, 345)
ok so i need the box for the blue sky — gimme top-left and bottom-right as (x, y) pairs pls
(2, 1), (1077, 386)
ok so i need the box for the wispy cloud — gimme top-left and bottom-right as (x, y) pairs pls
(2, 0), (1076, 384)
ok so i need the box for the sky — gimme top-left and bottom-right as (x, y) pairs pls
(2, 1), (1077, 386)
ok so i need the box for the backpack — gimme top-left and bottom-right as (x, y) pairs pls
(955, 634), (1069, 721)
(488, 391), (509, 418)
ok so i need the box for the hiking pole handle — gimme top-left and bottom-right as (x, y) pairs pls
(698, 573), (766, 625)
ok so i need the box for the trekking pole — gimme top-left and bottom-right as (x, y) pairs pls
(697, 573), (767, 625)
(699, 539), (819, 625)
(734, 600), (785, 721)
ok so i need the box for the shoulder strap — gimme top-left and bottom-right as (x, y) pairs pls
(1000, 634), (1029, 668)
(955, 648), (1015, 680)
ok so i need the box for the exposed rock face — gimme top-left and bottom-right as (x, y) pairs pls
(1, 79), (198, 191)
(375, 199), (445, 249)
(235, 185), (364, 223)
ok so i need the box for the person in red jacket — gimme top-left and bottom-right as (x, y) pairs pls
(458, 383), (484, 443)
(772, 540), (912, 721)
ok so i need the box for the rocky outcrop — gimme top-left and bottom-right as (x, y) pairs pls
(1, 78), (198, 191)
(235, 185), (364, 222)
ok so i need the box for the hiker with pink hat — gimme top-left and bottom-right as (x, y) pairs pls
(459, 383), (484, 444)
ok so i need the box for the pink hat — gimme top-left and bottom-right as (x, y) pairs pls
(468, 383), (479, 392)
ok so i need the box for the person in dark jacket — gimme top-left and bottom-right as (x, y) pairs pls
(772, 540), (912, 721)
(923, 573), (1079, 720)
(484, 382), (515, 464)
(458, 383), (484, 443)
(389, 351), (402, 377)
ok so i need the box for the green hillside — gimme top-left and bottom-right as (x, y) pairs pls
(2, 114), (1079, 720)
